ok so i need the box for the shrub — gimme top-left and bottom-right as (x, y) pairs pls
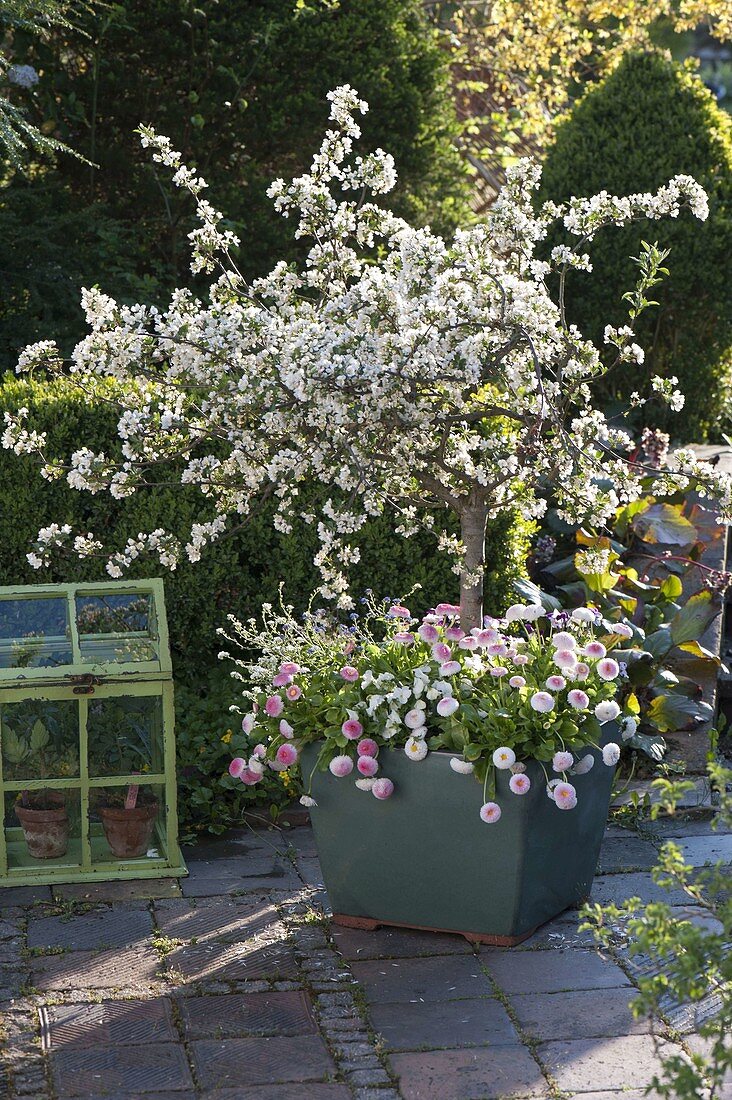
(540, 52), (732, 440)
(0, 0), (470, 369)
(0, 373), (533, 833)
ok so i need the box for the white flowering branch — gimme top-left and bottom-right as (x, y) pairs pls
(4, 85), (728, 630)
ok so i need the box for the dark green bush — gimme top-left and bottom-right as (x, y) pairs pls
(0, 0), (470, 370)
(0, 373), (533, 834)
(540, 52), (732, 440)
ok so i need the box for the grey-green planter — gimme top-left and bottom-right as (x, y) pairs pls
(303, 737), (616, 945)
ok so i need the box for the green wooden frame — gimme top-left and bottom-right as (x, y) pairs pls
(0, 580), (186, 886)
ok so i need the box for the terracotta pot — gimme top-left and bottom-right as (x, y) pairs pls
(16, 793), (69, 859)
(99, 802), (158, 859)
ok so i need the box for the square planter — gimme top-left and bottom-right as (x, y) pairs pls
(303, 737), (616, 945)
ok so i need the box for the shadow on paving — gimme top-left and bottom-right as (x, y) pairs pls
(0, 818), (725, 1099)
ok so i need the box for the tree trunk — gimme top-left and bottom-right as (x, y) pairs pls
(460, 504), (489, 633)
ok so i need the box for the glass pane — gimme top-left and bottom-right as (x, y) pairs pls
(6, 787), (81, 869)
(87, 696), (163, 778)
(89, 783), (165, 864)
(1, 699), (79, 782)
(76, 593), (159, 664)
(0, 597), (72, 668)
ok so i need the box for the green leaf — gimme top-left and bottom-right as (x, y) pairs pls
(646, 694), (713, 733)
(669, 590), (719, 645)
(660, 574), (683, 600)
(644, 629), (673, 659)
(464, 743), (482, 761)
(511, 577), (561, 611)
(30, 719), (49, 751)
(625, 731), (667, 761)
(632, 503), (696, 546)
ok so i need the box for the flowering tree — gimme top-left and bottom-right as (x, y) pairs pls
(4, 86), (730, 631)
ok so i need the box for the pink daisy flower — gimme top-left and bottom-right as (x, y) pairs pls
(597, 658), (620, 681)
(583, 641), (607, 659)
(573, 662), (590, 681)
(509, 675), (526, 689)
(387, 605), (411, 619)
(357, 755), (379, 776)
(339, 666), (359, 682)
(280, 662), (299, 676)
(357, 738), (379, 757)
(546, 675), (566, 691)
(479, 802), (502, 823)
(551, 631), (576, 649)
(509, 773), (531, 795)
(240, 768), (262, 786)
(342, 718), (363, 740)
(458, 636), (478, 650)
(285, 684), (302, 701)
(272, 671), (293, 688)
(530, 691), (554, 713)
(552, 750), (574, 773)
(418, 622), (440, 643)
(492, 746), (516, 769)
(265, 695), (284, 717)
(252, 744), (266, 759)
(490, 666), (508, 678)
(553, 781), (577, 810)
(275, 743), (298, 768)
(372, 777), (395, 800)
(279, 719), (294, 739)
(432, 642), (452, 662)
(602, 743), (621, 766)
(553, 649), (577, 669)
(487, 642), (508, 657)
(513, 654), (530, 666)
(567, 689), (589, 710)
(440, 660), (461, 676)
(329, 755), (354, 777)
(394, 632), (415, 645)
(437, 696), (459, 717)
(445, 626), (465, 642)
(228, 757), (246, 779)
(241, 714), (256, 734)
(405, 708), (426, 729)
(477, 629), (499, 646)
(435, 602), (461, 616)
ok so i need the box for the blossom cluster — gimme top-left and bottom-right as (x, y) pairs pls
(2, 85), (727, 612)
(222, 596), (626, 823)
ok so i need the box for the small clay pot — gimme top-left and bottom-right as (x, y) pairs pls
(99, 802), (158, 859)
(16, 793), (69, 859)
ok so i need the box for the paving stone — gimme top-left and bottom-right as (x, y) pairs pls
(28, 908), (153, 950)
(182, 858), (300, 898)
(590, 872), (696, 907)
(389, 1046), (548, 1099)
(539, 1036), (676, 1091)
(192, 1035), (335, 1088)
(155, 896), (283, 943)
(510, 988), (650, 1040)
(0, 940), (23, 966)
(178, 990), (317, 1038)
(569, 1093), (659, 1099)
(677, 834), (732, 866)
(297, 858), (326, 889)
(368, 996), (519, 1051)
(278, 826), (320, 859)
(41, 999), (177, 1049)
(481, 948), (631, 994)
(351, 954), (495, 1004)
(513, 914), (599, 950)
(76, 1094), (196, 1100)
(646, 815), (731, 838)
(182, 834), (282, 862)
(50, 1041), (194, 1097)
(595, 837), (659, 873)
(0, 884), (53, 906)
(54, 879), (182, 902)
(30, 945), (160, 990)
(0, 918), (22, 940)
(202, 1087), (350, 1099)
(167, 940), (298, 983)
(332, 925), (472, 960)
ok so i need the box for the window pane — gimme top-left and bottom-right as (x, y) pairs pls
(1, 698), (79, 782)
(0, 597), (72, 668)
(7, 787), (81, 870)
(89, 783), (165, 864)
(87, 696), (163, 777)
(76, 593), (159, 663)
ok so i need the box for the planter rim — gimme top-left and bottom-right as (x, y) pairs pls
(98, 802), (158, 822)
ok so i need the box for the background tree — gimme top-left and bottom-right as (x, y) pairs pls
(0, 0), (469, 370)
(425, 1), (732, 204)
(540, 51), (732, 441)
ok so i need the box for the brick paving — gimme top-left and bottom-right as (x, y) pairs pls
(0, 817), (727, 1099)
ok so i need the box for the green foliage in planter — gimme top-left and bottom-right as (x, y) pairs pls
(0, 0), (470, 370)
(540, 52), (732, 440)
(520, 490), (722, 759)
(582, 755), (732, 1098)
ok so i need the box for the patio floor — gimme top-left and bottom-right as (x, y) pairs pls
(0, 816), (729, 1099)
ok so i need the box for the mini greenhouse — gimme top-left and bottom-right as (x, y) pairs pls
(0, 579), (185, 886)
